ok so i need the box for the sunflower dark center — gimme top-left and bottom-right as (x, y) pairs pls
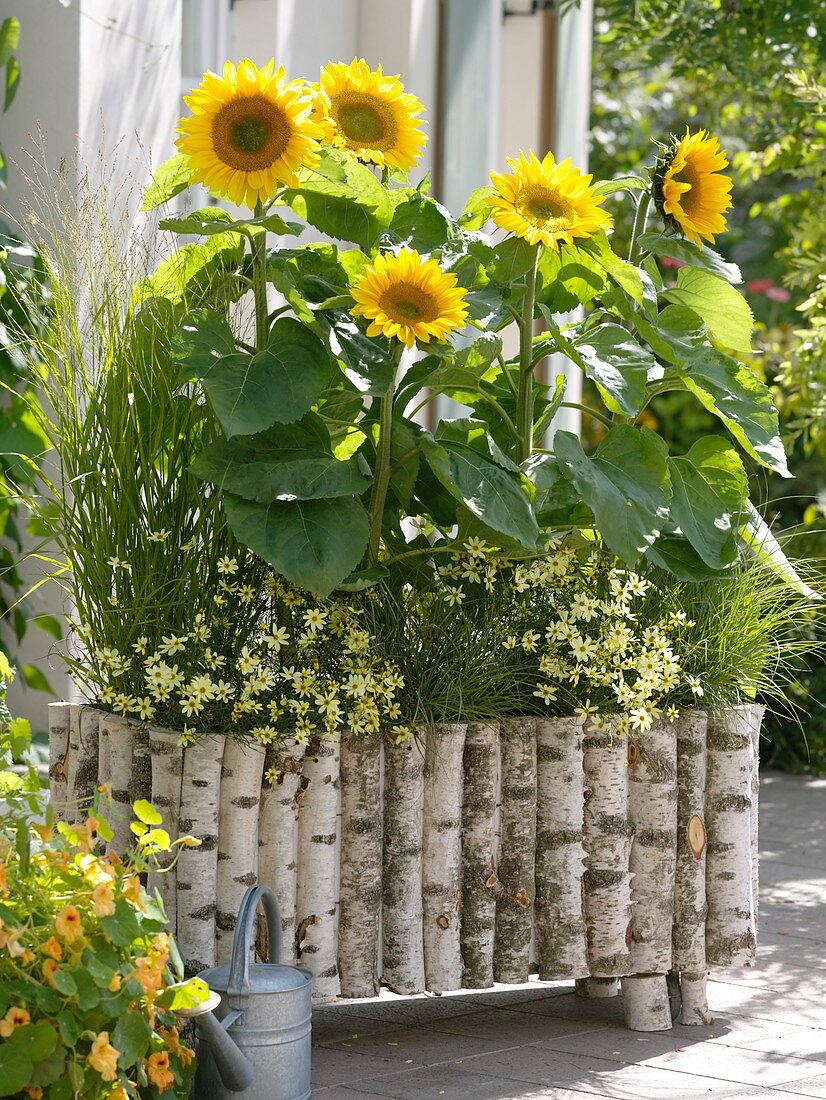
(230, 115), (271, 154)
(212, 95), (291, 171)
(338, 103), (386, 143)
(520, 186), (573, 226)
(380, 283), (438, 323)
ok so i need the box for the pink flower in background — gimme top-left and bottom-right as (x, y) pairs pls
(747, 278), (774, 294)
(766, 285), (791, 302)
(660, 256), (686, 268)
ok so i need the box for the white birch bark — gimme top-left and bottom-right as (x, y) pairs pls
(621, 973), (673, 1031)
(48, 702), (70, 819)
(337, 733), (382, 998)
(98, 711), (112, 789)
(128, 719), (152, 815)
(382, 733), (425, 995)
(146, 726), (183, 930)
(214, 738), (266, 965)
(535, 717), (588, 980)
(493, 716), (537, 985)
(258, 738), (306, 965)
(296, 736), (341, 1003)
(422, 722), (466, 993)
(627, 720), (677, 974)
(176, 734), (225, 976)
(749, 704), (764, 935)
(460, 721), (499, 989)
(582, 725), (633, 977)
(102, 712), (135, 857)
(672, 711), (711, 1024)
(76, 706), (102, 812)
(705, 707), (756, 966)
(62, 704), (83, 817)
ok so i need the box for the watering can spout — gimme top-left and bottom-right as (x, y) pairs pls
(196, 1005), (255, 1093)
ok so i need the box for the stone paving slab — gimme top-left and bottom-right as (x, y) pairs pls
(311, 771), (826, 1098)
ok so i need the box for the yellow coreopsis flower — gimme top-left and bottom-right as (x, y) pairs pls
(653, 129), (733, 247)
(176, 58), (322, 208)
(350, 249), (469, 348)
(313, 58), (427, 171)
(487, 150), (612, 249)
(89, 1032), (121, 1082)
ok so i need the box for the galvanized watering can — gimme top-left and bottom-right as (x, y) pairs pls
(180, 885), (313, 1100)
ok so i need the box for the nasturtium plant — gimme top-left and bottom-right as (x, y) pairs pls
(138, 56), (795, 597)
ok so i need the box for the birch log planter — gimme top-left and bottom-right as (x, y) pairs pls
(48, 703), (766, 1026)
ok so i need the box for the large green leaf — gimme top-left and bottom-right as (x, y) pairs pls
(740, 500), (820, 599)
(383, 193), (451, 251)
(664, 267), (753, 353)
(281, 149), (393, 248)
(420, 436), (540, 550)
(171, 309), (236, 379)
(566, 323), (655, 417)
(140, 153), (192, 212)
(201, 318), (335, 436)
(193, 435), (371, 503)
(396, 334), (502, 412)
(554, 426), (671, 560)
(644, 531), (726, 581)
(668, 437), (747, 568)
(578, 232), (657, 314)
(681, 345), (790, 475)
(132, 234), (243, 305)
(112, 1010), (152, 1067)
(329, 317), (395, 396)
(638, 232), (741, 283)
(634, 303), (708, 364)
(0, 1042), (31, 1097)
(537, 242), (607, 312)
(160, 208), (302, 238)
(224, 494), (370, 597)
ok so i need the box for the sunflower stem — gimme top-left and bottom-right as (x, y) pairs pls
(252, 201), (270, 351)
(364, 343), (403, 569)
(515, 246), (540, 464)
(628, 192), (652, 265)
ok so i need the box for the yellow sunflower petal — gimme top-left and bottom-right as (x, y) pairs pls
(350, 248), (469, 349)
(654, 128), (734, 248)
(486, 149), (612, 250)
(313, 58), (427, 172)
(176, 58), (322, 209)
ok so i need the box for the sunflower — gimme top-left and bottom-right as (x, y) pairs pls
(487, 151), (612, 249)
(176, 59), (321, 209)
(350, 250), (468, 348)
(654, 129), (733, 248)
(313, 58), (426, 172)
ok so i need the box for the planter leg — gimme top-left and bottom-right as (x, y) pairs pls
(575, 977), (619, 998)
(679, 970), (714, 1025)
(621, 973), (673, 1031)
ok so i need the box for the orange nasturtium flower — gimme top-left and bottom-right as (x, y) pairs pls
(41, 936), (63, 961)
(88, 1031), (121, 1081)
(92, 881), (116, 917)
(0, 1005), (30, 1037)
(54, 904), (84, 943)
(42, 958), (61, 988)
(146, 1050), (175, 1091)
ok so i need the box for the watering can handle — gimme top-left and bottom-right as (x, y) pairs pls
(226, 884), (283, 1008)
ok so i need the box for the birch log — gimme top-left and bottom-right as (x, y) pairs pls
(576, 978), (619, 998)
(337, 733), (382, 997)
(705, 707), (756, 966)
(98, 710), (112, 789)
(382, 733), (425, 995)
(76, 706), (102, 811)
(582, 726), (633, 977)
(215, 738), (266, 965)
(48, 702), (70, 819)
(621, 974), (673, 1032)
(176, 734), (225, 976)
(535, 717), (588, 980)
(258, 738), (306, 964)
(627, 721), (677, 973)
(749, 704), (764, 935)
(423, 723), (466, 992)
(460, 721), (499, 988)
(296, 736), (341, 1002)
(128, 720), (152, 815)
(493, 717), (537, 985)
(673, 711), (712, 1025)
(103, 712), (135, 857)
(146, 727), (183, 930)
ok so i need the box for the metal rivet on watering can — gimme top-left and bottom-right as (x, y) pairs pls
(176, 885), (313, 1100)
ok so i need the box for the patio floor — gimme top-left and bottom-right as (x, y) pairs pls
(311, 770), (826, 1099)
